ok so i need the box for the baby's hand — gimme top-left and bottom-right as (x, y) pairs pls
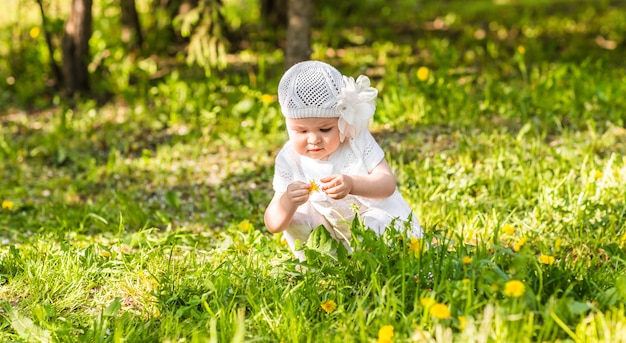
(284, 181), (310, 207)
(321, 174), (353, 200)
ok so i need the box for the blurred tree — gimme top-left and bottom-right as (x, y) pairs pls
(260, 0), (287, 28)
(36, 0), (63, 89)
(285, 0), (312, 68)
(154, 0), (199, 45)
(174, 0), (228, 74)
(27, 0), (314, 100)
(161, 0), (200, 19)
(61, 0), (93, 95)
(120, 0), (143, 51)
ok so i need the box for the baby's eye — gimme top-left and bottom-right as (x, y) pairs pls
(320, 128), (332, 132)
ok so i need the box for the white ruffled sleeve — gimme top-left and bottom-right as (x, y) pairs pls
(354, 131), (385, 172)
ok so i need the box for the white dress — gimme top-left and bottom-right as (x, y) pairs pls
(272, 131), (423, 259)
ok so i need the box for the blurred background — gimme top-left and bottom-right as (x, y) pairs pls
(2, 0), (624, 112)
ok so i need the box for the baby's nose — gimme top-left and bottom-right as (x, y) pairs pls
(308, 132), (321, 144)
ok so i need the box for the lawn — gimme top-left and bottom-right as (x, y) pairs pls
(1, 0), (626, 342)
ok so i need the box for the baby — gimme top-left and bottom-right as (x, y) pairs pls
(264, 60), (422, 260)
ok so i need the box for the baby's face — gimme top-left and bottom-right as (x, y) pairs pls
(286, 117), (341, 160)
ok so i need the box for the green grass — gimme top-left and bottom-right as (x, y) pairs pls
(2, 0), (626, 341)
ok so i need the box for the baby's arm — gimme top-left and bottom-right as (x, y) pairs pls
(264, 181), (310, 233)
(321, 160), (396, 200)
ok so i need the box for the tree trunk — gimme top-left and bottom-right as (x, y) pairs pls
(260, 0), (287, 29)
(62, 0), (93, 96)
(36, 0), (63, 89)
(285, 0), (312, 69)
(120, 0), (143, 50)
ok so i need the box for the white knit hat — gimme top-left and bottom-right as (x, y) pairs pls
(278, 60), (343, 119)
(278, 60), (379, 141)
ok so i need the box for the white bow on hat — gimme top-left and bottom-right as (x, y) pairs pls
(336, 75), (378, 142)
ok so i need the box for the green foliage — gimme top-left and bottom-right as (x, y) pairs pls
(2, 0), (626, 341)
(174, 0), (228, 75)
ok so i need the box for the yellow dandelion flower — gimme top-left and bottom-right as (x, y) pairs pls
(416, 66), (430, 81)
(308, 179), (320, 194)
(462, 278), (470, 284)
(517, 45), (526, 55)
(429, 303), (451, 319)
(238, 220), (253, 231)
(377, 325), (394, 343)
(420, 297), (436, 308)
(462, 256), (472, 265)
(29, 27), (40, 39)
(502, 223), (515, 235)
(458, 316), (467, 329)
(1, 200), (13, 210)
(513, 236), (528, 252)
(260, 94), (274, 104)
(503, 280), (525, 297)
(408, 237), (426, 257)
(593, 170), (603, 180)
(539, 254), (555, 265)
(320, 300), (337, 314)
